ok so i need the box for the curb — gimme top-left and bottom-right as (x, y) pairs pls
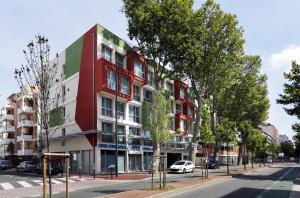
(146, 165), (271, 198)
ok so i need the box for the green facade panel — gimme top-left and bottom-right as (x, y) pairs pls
(142, 101), (152, 130)
(65, 36), (83, 79)
(97, 25), (131, 51)
(49, 106), (65, 128)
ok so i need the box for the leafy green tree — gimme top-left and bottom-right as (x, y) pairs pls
(199, 99), (214, 178)
(171, 0), (244, 164)
(247, 129), (265, 169)
(216, 56), (269, 164)
(147, 90), (173, 172)
(277, 61), (300, 118)
(215, 119), (237, 174)
(123, 0), (193, 170)
(267, 142), (281, 161)
(237, 121), (253, 169)
(280, 141), (295, 159)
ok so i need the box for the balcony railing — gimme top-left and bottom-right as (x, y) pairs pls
(1, 125), (16, 133)
(18, 120), (34, 128)
(3, 114), (14, 121)
(17, 106), (33, 114)
(2, 139), (16, 145)
(17, 149), (34, 156)
(17, 135), (33, 142)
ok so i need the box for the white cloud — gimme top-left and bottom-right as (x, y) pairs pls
(268, 44), (300, 71)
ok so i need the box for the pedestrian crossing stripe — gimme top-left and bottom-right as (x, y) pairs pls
(17, 181), (33, 188)
(0, 183), (14, 190)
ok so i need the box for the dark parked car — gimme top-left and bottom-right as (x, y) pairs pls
(16, 161), (36, 172)
(36, 164), (63, 175)
(207, 161), (220, 169)
(0, 160), (9, 170)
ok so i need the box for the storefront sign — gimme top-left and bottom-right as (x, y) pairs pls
(128, 145), (142, 154)
(98, 143), (127, 150)
(142, 146), (153, 152)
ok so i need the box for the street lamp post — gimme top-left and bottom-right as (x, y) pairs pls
(115, 64), (119, 177)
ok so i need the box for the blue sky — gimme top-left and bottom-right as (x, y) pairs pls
(0, 0), (299, 139)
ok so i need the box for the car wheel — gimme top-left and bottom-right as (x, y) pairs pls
(183, 168), (186, 174)
(192, 168), (195, 173)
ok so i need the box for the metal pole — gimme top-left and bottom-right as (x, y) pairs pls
(43, 156), (47, 198)
(66, 157), (69, 198)
(159, 158), (161, 189)
(163, 156), (167, 189)
(92, 33), (96, 180)
(93, 134), (96, 179)
(151, 157), (154, 189)
(115, 66), (118, 177)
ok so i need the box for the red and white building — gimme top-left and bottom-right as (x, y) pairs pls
(47, 24), (238, 173)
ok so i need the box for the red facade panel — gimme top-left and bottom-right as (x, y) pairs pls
(174, 80), (188, 102)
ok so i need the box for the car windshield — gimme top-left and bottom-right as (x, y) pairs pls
(1, 161), (8, 165)
(174, 161), (186, 165)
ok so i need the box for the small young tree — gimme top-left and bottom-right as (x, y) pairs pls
(247, 129), (262, 169)
(147, 90), (173, 172)
(216, 119), (237, 174)
(14, 35), (60, 197)
(199, 99), (214, 178)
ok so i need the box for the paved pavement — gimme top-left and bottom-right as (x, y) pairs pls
(0, 163), (285, 198)
(166, 164), (299, 198)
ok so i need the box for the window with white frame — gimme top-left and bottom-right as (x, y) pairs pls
(129, 105), (140, 123)
(188, 106), (193, 118)
(144, 130), (152, 138)
(170, 101), (174, 114)
(117, 102), (125, 120)
(143, 89), (153, 102)
(179, 88), (185, 99)
(129, 127), (140, 136)
(148, 71), (154, 87)
(169, 117), (174, 130)
(120, 76), (130, 95)
(180, 119), (186, 131)
(101, 45), (112, 61)
(134, 60), (145, 78)
(134, 85), (140, 102)
(101, 97), (113, 117)
(101, 122), (113, 133)
(117, 125), (125, 135)
(166, 82), (173, 95)
(176, 103), (182, 114)
(107, 70), (116, 90)
(115, 52), (124, 68)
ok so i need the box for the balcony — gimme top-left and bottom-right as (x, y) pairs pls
(2, 114), (14, 121)
(18, 120), (34, 128)
(0, 125), (16, 133)
(17, 106), (33, 114)
(17, 149), (34, 156)
(17, 135), (33, 142)
(2, 139), (16, 145)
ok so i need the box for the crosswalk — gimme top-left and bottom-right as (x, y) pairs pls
(0, 178), (87, 190)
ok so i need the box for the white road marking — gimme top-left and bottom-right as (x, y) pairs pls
(56, 178), (76, 182)
(17, 181), (33, 188)
(32, 180), (43, 186)
(51, 179), (63, 184)
(0, 182), (15, 190)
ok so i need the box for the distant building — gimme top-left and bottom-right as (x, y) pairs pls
(0, 90), (38, 161)
(259, 123), (279, 144)
(278, 134), (290, 144)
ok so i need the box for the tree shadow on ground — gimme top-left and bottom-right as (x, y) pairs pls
(220, 187), (290, 198)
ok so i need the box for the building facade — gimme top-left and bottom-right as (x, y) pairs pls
(278, 134), (290, 144)
(259, 123), (279, 144)
(0, 91), (37, 161)
(47, 24), (238, 174)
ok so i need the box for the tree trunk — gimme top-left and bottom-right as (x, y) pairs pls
(226, 142), (229, 175)
(251, 152), (254, 169)
(237, 145), (242, 165)
(152, 141), (160, 173)
(189, 96), (202, 163)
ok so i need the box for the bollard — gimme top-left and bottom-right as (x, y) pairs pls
(79, 167), (82, 179)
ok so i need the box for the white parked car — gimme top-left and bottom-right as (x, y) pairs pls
(169, 160), (195, 173)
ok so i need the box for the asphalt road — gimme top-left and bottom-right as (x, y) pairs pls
(168, 164), (299, 198)
(38, 164), (274, 198)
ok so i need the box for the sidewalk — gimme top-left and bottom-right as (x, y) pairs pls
(289, 167), (300, 198)
(97, 164), (270, 198)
